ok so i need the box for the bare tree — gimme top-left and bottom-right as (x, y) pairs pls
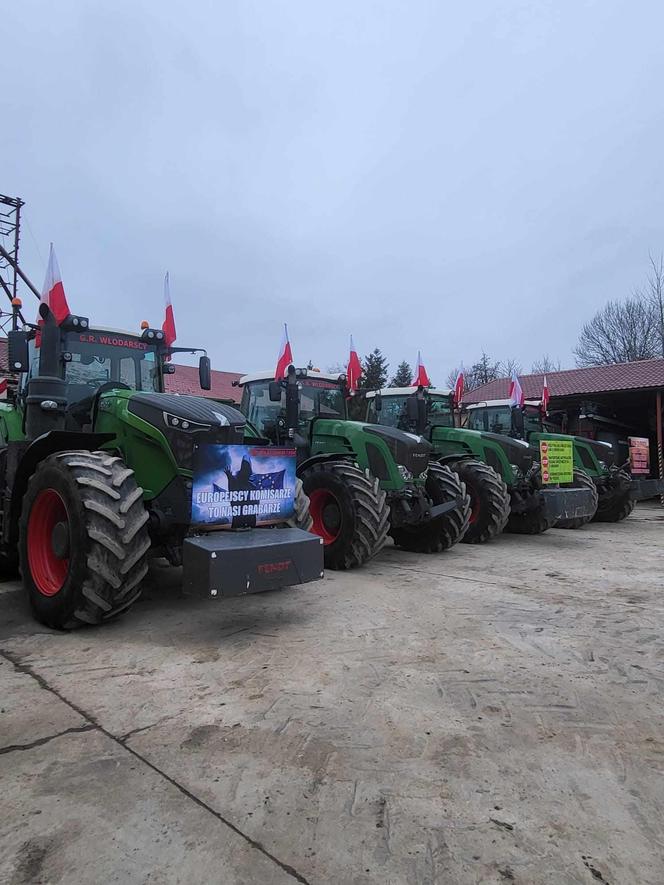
(531, 355), (562, 374)
(645, 253), (664, 357)
(574, 295), (658, 367)
(499, 358), (522, 378)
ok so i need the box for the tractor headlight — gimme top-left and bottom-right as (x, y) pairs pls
(511, 464), (523, 480)
(162, 412), (211, 432)
(598, 460), (608, 472)
(398, 464), (413, 482)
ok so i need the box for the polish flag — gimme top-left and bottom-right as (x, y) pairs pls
(346, 334), (362, 394)
(275, 323), (293, 380)
(40, 244), (70, 325)
(414, 351), (430, 388)
(541, 375), (550, 415)
(509, 370), (525, 407)
(162, 272), (176, 347)
(454, 363), (464, 406)
(0, 379), (7, 399)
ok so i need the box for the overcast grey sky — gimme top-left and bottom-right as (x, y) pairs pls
(3, 0), (664, 382)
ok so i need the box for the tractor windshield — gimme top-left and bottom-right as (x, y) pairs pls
(368, 395), (412, 430)
(467, 405), (511, 435)
(29, 330), (163, 404)
(426, 394), (454, 427)
(241, 378), (346, 440)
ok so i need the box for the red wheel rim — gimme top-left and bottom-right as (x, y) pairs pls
(27, 489), (70, 596)
(468, 488), (481, 525)
(308, 488), (342, 545)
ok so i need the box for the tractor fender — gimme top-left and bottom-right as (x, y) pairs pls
(296, 452), (357, 478)
(5, 430), (116, 546)
(435, 453), (475, 468)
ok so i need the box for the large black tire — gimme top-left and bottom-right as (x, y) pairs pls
(19, 451), (151, 629)
(391, 463), (471, 553)
(451, 459), (510, 544)
(555, 469), (599, 529)
(301, 461), (389, 569)
(506, 470), (552, 535)
(593, 468), (635, 523)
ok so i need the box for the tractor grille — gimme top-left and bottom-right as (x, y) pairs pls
(365, 425), (432, 477)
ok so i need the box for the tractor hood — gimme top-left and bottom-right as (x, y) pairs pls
(127, 392), (245, 470)
(479, 431), (534, 471)
(365, 424), (431, 477)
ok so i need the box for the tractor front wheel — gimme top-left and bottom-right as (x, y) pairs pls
(391, 463), (470, 553)
(19, 451), (151, 629)
(301, 461), (389, 569)
(593, 469), (635, 523)
(555, 469), (599, 529)
(451, 459), (510, 544)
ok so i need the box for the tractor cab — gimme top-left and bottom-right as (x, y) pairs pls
(466, 400), (528, 439)
(239, 368), (347, 457)
(366, 387), (455, 436)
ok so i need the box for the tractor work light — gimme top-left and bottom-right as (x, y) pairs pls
(397, 465), (413, 482)
(62, 314), (89, 331)
(295, 368), (308, 378)
(141, 327), (165, 342)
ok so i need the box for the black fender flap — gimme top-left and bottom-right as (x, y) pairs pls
(182, 527), (324, 597)
(540, 487), (597, 521)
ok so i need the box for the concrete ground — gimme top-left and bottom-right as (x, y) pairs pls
(1, 506), (663, 885)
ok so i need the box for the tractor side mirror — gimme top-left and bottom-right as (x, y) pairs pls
(406, 397), (419, 421)
(7, 330), (29, 373)
(268, 381), (282, 402)
(374, 391), (382, 411)
(199, 355), (211, 391)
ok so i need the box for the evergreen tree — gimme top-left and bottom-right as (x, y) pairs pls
(390, 361), (413, 387)
(360, 348), (389, 389)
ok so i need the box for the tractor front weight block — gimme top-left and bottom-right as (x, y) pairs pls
(182, 528), (324, 598)
(630, 477), (664, 501)
(540, 487), (597, 522)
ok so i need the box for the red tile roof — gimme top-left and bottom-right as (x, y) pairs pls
(165, 365), (242, 402)
(464, 359), (664, 403)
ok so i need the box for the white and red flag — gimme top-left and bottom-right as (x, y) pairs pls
(162, 272), (177, 347)
(541, 375), (550, 415)
(508, 370), (525, 408)
(454, 363), (464, 406)
(414, 351), (431, 388)
(275, 323), (293, 380)
(346, 334), (362, 394)
(40, 244), (70, 325)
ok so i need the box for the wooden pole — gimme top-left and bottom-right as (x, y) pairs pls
(657, 390), (664, 507)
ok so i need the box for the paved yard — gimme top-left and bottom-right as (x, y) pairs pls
(1, 506), (663, 884)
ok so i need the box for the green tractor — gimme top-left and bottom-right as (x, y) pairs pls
(237, 368), (471, 567)
(363, 387), (597, 540)
(0, 263), (322, 629)
(465, 399), (633, 524)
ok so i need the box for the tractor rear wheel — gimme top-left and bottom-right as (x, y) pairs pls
(391, 463), (470, 553)
(555, 469), (599, 529)
(19, 450), (151, 629)
(451, 459), (510, 544)
(593, 468), (635, 523)
(301, 461), (389, 569)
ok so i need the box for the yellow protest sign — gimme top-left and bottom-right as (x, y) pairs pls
(539, 439), (573, 484)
